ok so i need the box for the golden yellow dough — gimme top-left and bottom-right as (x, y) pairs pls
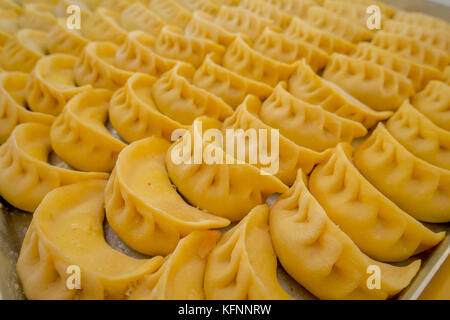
(205, 204), (292, 300)
(17, 180), (163, 300)
(104, 136), (229, 255)
(270, 171), (421, 300)
(128, 230), (220, 300)
(354, 123), (450, 223)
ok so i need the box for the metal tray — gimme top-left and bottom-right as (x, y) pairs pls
(0, 0), (449, 301)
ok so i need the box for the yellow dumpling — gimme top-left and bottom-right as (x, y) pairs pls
(74, 41), (133, 90)
(192, 53), (272, 109)
(270, 170), (421, 300)
(109, 73), (186, 143)
(17, 180), (163, 300)
(322, 53), (414, 111)
(239, 0), (292, 29)
(284, 16), (356, 55)
(119, 2), (165, 35)
(151, 63), (233, 125)
(0, 123), (108, 212)
(223, 95), (328, 185)
(288, 60), (392, 128)
(104, 136), (229, 255)
(166, 117), (288, 221)
(0, 72), (55, 144)
(354, 123), (450, 223)
(83, 8), (127, 44)
(176, 0), (219, 15)
(260, 84), (367, 152)
(309, 143), (444, 262)
(205, 204), (292, 300)
(1, 29), (47, 73)
(47, 19), (89, 57)
(26, 54), (92, 116)
(50, 89), (126, 172)
(264, 0), (316, 18)
(223, 36), (297, 87)
(353, 43), (442, 91)
(387, 101), (450, 170)
(148, 0), (192, 29)
(394, 11), (450, 34)
(412, 80), (450, 131)
(128, 230), (220, 300)
(19, 3), (57, 32)
(253, 27), (330, 72)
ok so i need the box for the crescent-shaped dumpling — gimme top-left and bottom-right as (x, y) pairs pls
(0, 72), (55, 144)
(128, 230), (220, 300)
(205, 204), (292, 300)
(109, 73), (186, 143)
(309, 143), (445, 262)
(354, 123), (450, 223)
(0, 123), (108, 212)
(166, 116), (288, 221)
(223, 95), (329, 185)
(151, 63), (233, 125)
(148, 0), (192, 29)
(83, 8), (127, 45)
(270, 170), (421, 300)
(260, 84), (367, 152)
(119, 2), (165, 35)
(19, 3), (57, 32)
(176, 0), (219, 15)
(287, 60), (392, 128)
(386, 101), (450, 170)
(47, 19), (89, 57)
(104, 136), (229, 255)
(26, 54), (92, 116)
(1, 29), (47, 72)
(50, 89), (126, 172)
(239, 0), (293, 29)
(17, 179), (163, 300)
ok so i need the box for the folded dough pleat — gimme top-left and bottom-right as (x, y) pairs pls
(19, 3), (57, 32)
(114, 31), (191, 76)
(215, 5), (273, 42)
(47, 19), (89, 57)
(0, 72), (55, 144)
(371, 31), (449, 71)
(74, 41), (133, 90)
(239, 0), (292, 29)
(176, 0), (219, 15)
(185, 11), (238, 47)
(151, 63), (233, 125)
(223, 95), (328, 185)
(322, 0), (387, 27)
(387, 101), (450, 170)
(353, 43), (443, 91)
(154, 25), (224, 68)
(394, 11), (450, 34)
(223, 36), (297, 87)
(193, 53), (272, 109)
(50, 89), (126, 172)
(354, 123), (450, 223)
(104, 136), (229, 255)
(17, 180), (163, 300)
(205, 204), (292, 300)
(284, 16), (356, 55)
(0, 123), (108, 212)
(148, 0), (192, 29)
(412, 80), (450, 131)
(288, 60), (392, 128)
(109, 73), (186, 143)
(322, 53), (414, 111)
(305, 6), (373, 43)
(26, 54), (92, 116)
(83, 8), (127, 45)
(1, 29), (47, 72)
(128, 230), (220, 300)
(119, 2), (165, 35)
(270, 170), (421, 300)
(253, 27), (330, 72)
(166, 116), (288, 221)
(260, 84), (367, 152)
(264, 0), (316, 19)
(309, 143), (444, 262)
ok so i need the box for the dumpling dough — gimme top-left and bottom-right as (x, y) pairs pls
(204, 204), (292, 300)
(104, 136), (229, 255)
(309, 143), (444, 262)
(270, 170), (421, 300)
(166, 116), (288, 221)
(0, 123), (108, 212)
(128, 230), (220, 300)
(354, 123), (450, 223)
(50, 89), (126, 172)
(17, 180), (163, 300)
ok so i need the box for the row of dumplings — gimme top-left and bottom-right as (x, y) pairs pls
(0, 0), (448, 300)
